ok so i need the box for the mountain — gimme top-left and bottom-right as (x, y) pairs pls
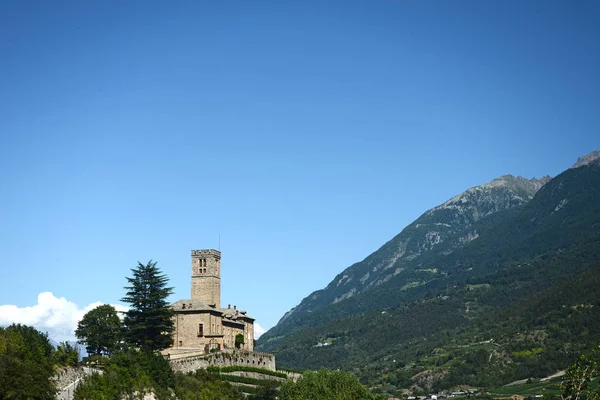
(265, 174), (551, 336)
(571, 149), (600, 169)
(257, 151), (600, 396)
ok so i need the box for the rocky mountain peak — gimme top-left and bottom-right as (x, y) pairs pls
(433, 174), (550, 217)
(571, 150), (600, 169)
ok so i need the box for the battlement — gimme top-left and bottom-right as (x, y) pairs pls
(191, 249), (221, 259)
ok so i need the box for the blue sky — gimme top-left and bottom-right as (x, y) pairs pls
(0, 0), (598, 340)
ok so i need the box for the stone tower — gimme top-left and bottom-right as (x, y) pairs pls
(191, 249), (221, 308)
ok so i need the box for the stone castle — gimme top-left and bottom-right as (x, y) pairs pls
(169, 249), (255, 353)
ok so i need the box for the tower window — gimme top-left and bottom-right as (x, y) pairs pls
(198, 324), (203, 337)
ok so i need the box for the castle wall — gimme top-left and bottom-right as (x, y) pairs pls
(169, 350), (276, 373)
(173, 312), (223, 349)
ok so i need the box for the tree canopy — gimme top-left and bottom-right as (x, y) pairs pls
(76, 304), (122, 356)
(561, 345), (600, 400)
(279, 369), (381, 400)
(121, 260), (174, 352)
(0, 324), (56, 399)
(54, 341), (80, 366)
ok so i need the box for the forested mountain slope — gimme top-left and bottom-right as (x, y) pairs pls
(270, 174), (550, 332)
(257, 151), (600, 396)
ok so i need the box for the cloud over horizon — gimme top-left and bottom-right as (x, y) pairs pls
(0, 292), (128, 342)
(254, 322), (266, 339)
(0, 292), (268, 343)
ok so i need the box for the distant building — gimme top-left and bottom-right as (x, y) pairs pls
(169, 250), (254, 352)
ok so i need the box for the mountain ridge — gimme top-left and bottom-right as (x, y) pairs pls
(257, 150), (600, 396)
(273, 173), (552, 328)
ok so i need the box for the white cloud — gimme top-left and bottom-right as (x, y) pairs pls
(1, 292), (268, 344)
(254, 322), (266, 339)
(0, 292), (127, 343)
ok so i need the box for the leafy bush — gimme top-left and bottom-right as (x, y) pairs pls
(279, 369), (383, 400)
(173, 369), (243, 400)
(75, 349), (174, 399)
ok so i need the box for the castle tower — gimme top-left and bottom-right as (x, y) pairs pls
(191, 249), (221, 308)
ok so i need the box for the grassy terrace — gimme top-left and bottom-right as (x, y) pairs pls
(489, 380), (562, 396)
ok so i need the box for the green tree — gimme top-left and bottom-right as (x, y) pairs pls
(249, 386), (278, 400)
(279, 368), (381, 400)
(0, 324), (56, 399)
(235, 333), (245, 349)
(561, 345), (600, 400)
(75, 349), (175, 400)
(76, 304), (122, 356)
(55, 341), (80, 366)
(173, 369), (243, 400)
(121, 260), (174, 352)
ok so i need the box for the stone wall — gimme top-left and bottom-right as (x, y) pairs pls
(169, 354), (210, 374)
(173, 311), (220, 349)
(208, 350), (276, 371)
(169, 350), (276, 373)
(52, 366), (86, 390)
(226, 370), (287, 383)
(281, 371), (303, 383)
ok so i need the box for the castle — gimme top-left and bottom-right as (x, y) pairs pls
(169, 249), (255, 353)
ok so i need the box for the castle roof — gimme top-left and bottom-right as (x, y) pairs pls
(171, 299), (255, 322)
(171, 299), (217, 311)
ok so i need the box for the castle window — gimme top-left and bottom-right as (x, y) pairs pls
(198, 323), (204, 337)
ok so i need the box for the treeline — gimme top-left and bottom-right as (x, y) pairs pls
(0, 324), (79, 399)
(263, 234), (600, 396)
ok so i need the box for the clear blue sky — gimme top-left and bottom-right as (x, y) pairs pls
(0, 0), (598, 339)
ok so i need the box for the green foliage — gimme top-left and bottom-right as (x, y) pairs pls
(207, 365), (288, 379)
(216, 373), (281, 387)
(76, 304), (122, 356)
(173, 369), (243, 400)
(561, 345), (600, 400)
(490, 380), (562, 396)
(0, 324), (56, 399)
(513, 347), (545, 359)
(75, 349), (175, 399)
(278, 368), (382, 400)
(258, 162), (600, 395)
(75, 350), (251, 400)
(54, 340), (80, 366)
(121, 260), (174, 352)
(248, 386), (279, 399)
(235, 333), (245, 348)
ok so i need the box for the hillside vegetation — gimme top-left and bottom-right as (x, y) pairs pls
(257, 152), (600, 397)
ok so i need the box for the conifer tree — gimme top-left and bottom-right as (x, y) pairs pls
(121, 260), (174, 352)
